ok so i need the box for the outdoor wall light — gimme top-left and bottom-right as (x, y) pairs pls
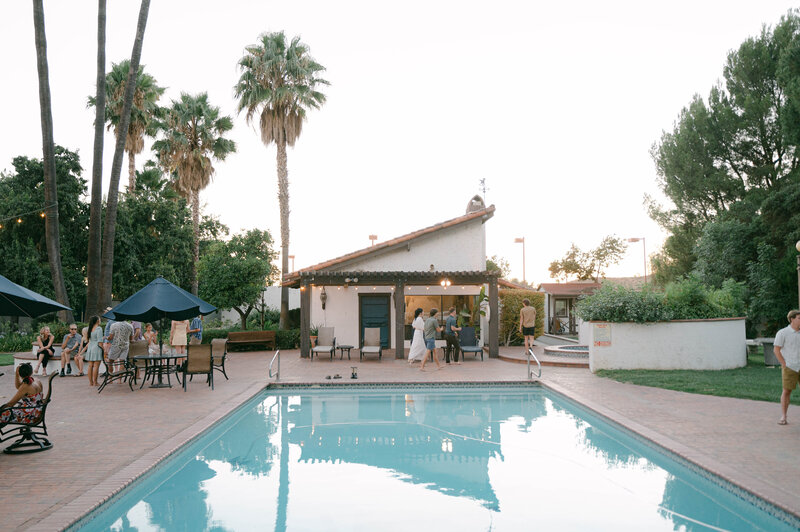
(440, 278), (452, 287)
(320, 287), (328, 309)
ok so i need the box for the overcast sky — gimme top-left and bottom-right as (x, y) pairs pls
(1, 1), (797, 284)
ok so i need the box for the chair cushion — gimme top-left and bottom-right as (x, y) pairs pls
(361, 346), (381, 353)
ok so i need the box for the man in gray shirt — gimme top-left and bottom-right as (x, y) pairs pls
(59, 323), (81, 376)
(420, 308), (443, 372)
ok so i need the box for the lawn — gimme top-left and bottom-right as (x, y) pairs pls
(0, 353), (14, 366)
(596, 352), (800, 405)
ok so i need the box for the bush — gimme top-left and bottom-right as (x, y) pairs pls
(201, 326), (300, 350)
(576, 277), (747, 323)
(499, 290), (545, 346)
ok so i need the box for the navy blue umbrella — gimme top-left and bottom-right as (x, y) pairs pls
(103, 276), (216, 322)
(0, 273), (72, 317)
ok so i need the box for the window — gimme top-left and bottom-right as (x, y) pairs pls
(554, 299), (569, 318)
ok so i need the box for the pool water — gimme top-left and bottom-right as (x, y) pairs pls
(74, 386), (797, 531)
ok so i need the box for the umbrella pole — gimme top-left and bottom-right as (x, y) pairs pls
(159, 315), (165, 355)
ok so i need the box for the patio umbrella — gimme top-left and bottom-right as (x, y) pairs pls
(0, 273), (72, 318)
(103, 276), (216, 354)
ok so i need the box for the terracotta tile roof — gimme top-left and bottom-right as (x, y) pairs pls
(283, 205), (495, 285)
(537, 281), (601, 296)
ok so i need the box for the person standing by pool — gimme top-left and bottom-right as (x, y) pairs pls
(170, 319), (189, 357)
(420, 309), (443, 372)
(519, 299), (537, 353)
(444, 307), (462, 365)
(84, 316), (105, 387)
(774, 309), (800, 425)
(408, 308), (426, 365)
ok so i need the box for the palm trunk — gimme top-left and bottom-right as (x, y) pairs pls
(99, 0), (150, 310)
(32, 0), (73, 323)
(191, 188), (200, 295)
(128, 150), (136, 193)
(86, 0), (106, 319)
(276, 140), (290, 329)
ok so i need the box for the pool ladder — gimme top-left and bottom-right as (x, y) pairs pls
(269, 350), (281, 381)
(526, 348), (541, 380)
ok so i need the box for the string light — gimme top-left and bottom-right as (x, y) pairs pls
(0, 203), (57, 225)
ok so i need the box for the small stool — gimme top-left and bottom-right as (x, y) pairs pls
(337, 345), (354, 360)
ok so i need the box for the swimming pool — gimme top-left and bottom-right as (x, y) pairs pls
(72, 385), (798, 531)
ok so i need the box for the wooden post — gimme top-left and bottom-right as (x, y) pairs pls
(394, 280), (405, 359)
(489, 276), (499, 358)
(300, 281), (310, 358)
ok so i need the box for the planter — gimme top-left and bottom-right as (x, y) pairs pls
(587, 318), (746, 372)
(310, 335), (317, 348)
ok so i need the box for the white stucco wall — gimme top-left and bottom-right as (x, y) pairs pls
(333, 220), (486, 272)
(587, 318), (746, 372)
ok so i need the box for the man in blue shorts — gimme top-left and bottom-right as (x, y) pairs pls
(420, 308), (443, 372)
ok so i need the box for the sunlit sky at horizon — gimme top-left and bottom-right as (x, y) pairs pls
(1, 1), (797, 285)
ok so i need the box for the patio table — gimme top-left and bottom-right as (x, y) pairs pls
(133, 354), (183, 389)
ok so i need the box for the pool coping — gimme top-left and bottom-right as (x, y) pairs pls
(41, 378), (800, 531)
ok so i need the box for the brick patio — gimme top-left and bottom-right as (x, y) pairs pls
(1, 346), (798, 530)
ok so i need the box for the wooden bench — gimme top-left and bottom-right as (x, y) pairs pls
(226, 330), (276, 351)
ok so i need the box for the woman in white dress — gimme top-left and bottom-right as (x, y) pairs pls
(408, 308), (426, 364)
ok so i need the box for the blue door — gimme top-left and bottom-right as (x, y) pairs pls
(359, 295), (390, 347)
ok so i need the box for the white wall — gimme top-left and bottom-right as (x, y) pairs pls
(587, 318), (747, 372)
(334, 220), (486, 272)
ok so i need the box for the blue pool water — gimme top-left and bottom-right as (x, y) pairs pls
(74, 386), (797, 531)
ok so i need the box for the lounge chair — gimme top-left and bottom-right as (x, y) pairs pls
(459, 327), (483, 360)
(182, 343), (214, 392)
(360, 327), (382, 361)
(311, 327), (336, 360)
(0, 373), (57, 453)
(211, 338), (229, 380)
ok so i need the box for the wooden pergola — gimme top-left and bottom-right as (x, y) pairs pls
(285, 270), (501, 359)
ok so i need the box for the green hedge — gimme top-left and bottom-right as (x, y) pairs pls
(575, 277), (746, 323)
(499, 290), (545, 346)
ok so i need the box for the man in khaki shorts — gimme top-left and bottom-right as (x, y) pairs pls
(773, 309), (800, 425)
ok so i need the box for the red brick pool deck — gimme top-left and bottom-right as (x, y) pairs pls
(1, 346), (798, 530)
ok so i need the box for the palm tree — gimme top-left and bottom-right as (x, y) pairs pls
(89, 60), (164, 193)
(99, 0), (151, 312)
(86, 0), (106, 319)
(234, 31), (328, 329)
(32, 0), (73, 322)
(153, 92), (236, 295)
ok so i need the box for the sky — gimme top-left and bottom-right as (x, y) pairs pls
(1, 1), (798, 285)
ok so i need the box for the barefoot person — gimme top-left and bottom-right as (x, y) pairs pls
(84, 316), (104, 387)
(0, 364), (43, 427)
(420, 309), (443, 372)
(774, 309), (800, 425)
(519, 299), (537, 353)
(33, 326), (55, 376)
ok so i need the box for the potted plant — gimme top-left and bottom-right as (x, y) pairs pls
(310, 324), (320, 347)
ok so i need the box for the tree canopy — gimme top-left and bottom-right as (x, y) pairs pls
(548, 236), (628, 282)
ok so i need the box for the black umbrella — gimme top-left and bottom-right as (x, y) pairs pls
(103, 276), (216, 354)
(0, 273), (72, 318)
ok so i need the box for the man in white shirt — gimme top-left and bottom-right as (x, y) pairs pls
(773, 309), (800, 425)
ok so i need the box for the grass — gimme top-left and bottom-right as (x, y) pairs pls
(0, 353), (15, 366)
(596, 352), (800, 405)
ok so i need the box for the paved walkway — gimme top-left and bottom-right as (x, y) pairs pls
(0, 346), (798, 530)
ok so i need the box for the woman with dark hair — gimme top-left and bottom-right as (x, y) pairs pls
(0, 363), (43, 426)
(84, 316), (104, 387)
(33, 326), (55, 376)
(408, 308), (426, 365)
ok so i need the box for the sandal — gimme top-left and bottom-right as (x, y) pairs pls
(333, 374), (342, 379)
(325, 375), (332, 380)
(778, 419), (788, 425)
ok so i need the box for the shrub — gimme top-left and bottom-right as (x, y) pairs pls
(575, 277), (747, 323)
(201, 326), (300, 350)
(499, 290), (545, 346)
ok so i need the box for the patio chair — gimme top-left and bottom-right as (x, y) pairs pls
(211, 338), (229, 380)
(311, 327), (336, 360)
(128, 340), (149, 386)
(359, 327), (382, 361)
(182, 343), (213, 392)
(459, 326), (484, 361)
(98, 349), (136, 394)
(0, 373), (57, 453)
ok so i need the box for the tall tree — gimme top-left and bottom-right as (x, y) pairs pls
(88, 60), (164, 192)
(86, 0), (106, 319)
(234, 31), (329, 328)
(153, 92), (236, 295)
(99, 0), (151, 311)
(31, 0), (73, 322)
(548, 236), (628, 282)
